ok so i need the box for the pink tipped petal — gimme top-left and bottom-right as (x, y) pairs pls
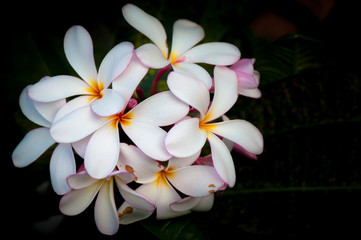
(64, 25), (98, 84)
(167, 71), (209, 118)
(28, 75), (89, 102)
(59, 180), (103, 216)
(207, 132), (236, 187)
(128, 91), (189, 126)
(118, 143), (162, 184)
(90, 89), (125, 117)
(135, 43), (170, 68)
(166, 165), (224, 197)
(85, 123), (120, 179)
(97, 42), (134, 89)
(229, 58), (255, 75)
(165, 118), (207, 158)
(121, 120), (172, 161)
(204, 66), (238, 122)
(170, 19), (204, 58)
(182, 42), (240, 65)
(122, 4), (168, 58)
(234, 71), (259, 89)
(112, 55), (148, 103)
(210, 120), (264, 155)
(20, 86), (51, 127)
(94, 179), (119, 235)
(115, 177), (155, 212)
(172, 62), (213, 89)
(12, 128), (55, 168)
(50, 106), (110, 143)
(50, 143), (76, 195)
(67, 171), (98, 190)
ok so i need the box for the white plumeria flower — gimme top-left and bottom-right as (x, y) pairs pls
(116, 143), (224, 224)
(12, 84), (76, 195)
(165, 66), (264, 187)
(28, 25), (134, 117)
(170, 194), (215, 213)
(122, 3), (240, 90)
(59, 169), (154, 235)
(50, 90), (189, 179)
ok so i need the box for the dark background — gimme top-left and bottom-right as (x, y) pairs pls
(3, 0), (361, 239)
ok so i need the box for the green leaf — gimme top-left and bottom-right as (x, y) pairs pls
(255, 34), (325, 85)
(141, 217), (205, 240)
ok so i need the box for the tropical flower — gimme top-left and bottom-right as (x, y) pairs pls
(50, 90), (189, 179)
(12, 84), (76, 195)
(117, 143), (224, 224)
(229, 58), (261, 98)
(122, 3), (240, 93)
(28, 25), (135, 117)
(165, 66), (264, 187)
(59, 169), (154, 235)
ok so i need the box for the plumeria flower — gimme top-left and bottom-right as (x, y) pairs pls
(116, 143), (224, 224)
(229, 58), (261, 98)
(165, 66), (264, 187)
(50, 90), (189, 179)
(12, 84), (76, 195)
(59, 169), (154, 235)
(28, 25), (134, 117)
(122, 3), (240, 91)
(170, 194), (215, 213)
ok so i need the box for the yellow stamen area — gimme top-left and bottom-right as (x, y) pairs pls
(107, 111), (134, 130)
(155, 168), (176, 188)
(199, 121), (218, 137)
(85, 80), (104, 100)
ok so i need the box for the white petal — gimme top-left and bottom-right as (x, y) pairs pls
(172, 62), (213, 89)
(167, 71), (209, 118)
(19, 86), (50, 127)
(122, 4), (168, 58)
(135, 43), (170, 68)
(53, 95), (91, 123)
(28, 75), (89, 102)
(97, 42), (134, 89)
(85, 123), (120, 179)
(94, 179), (119, 235)
(50, 106), (110, 143)
(170, 197), (201, 212)
(192, 194), (214, 212)
(50, 143), (76, 195)
(67, 171), (99, 190)
(166, 165), (224, 197)
(204, 66), (238, 122)
(170, 19), (204, 59)
(59, 180), (103, 216)
(115, 177), (155, 212)
(118, 143), (162, 184)
(183, 42), (240, 65)
(121, 120), (172, 161)
(238, 87), (262, 99)
(127, 91), (189, 126)
(71, 135), (91, 159)
(33, 99), (66, 123)
(12, 128), (55, 168)
(207, 132), (236, 187)
(210, 120), (264, 155)
(91, 89), (125, 117)
(64, 25), (98, 84)
(112, 55), (148, 103)
(165, 118), (206, 158)
(167, 151), (201, 169)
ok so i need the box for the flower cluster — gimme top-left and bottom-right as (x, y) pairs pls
(12, 3), (263, 235)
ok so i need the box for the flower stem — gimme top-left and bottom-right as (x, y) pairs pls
(150, 64), (172, 95)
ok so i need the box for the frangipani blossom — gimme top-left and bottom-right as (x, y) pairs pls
(50, 90), (189, 179)
(59, 170), (154, 235)
(28, 25), (134, 117)
(229, 58), (261, 98)
(12, 84), (76, 195)
(117, 143), (224, 224)
(122, 3), (240, 90)
(165, 66), (264, 187)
